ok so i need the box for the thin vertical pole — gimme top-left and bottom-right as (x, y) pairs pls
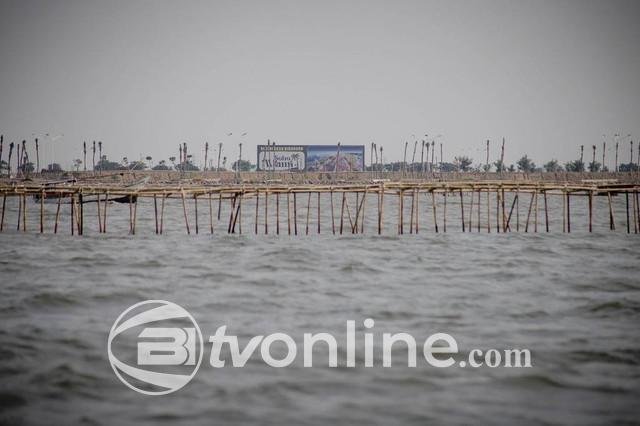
(159, 194), (165, 234)
(181, 190), (191, 235)
(0, 193), (6, 231)
(293, 192), (298, 235)
(626, 192), (630, 233)
(306, 192), (311, 235)
(495, 189), (500, 233)
(340, 192), (345, 235)
(607, 192), (615, 231)
(287, 192), (291, 235)
(409, 189), (415, 234)
(477, 189), (481, 232)
(486, 189), (490, 233)
(209, 192), (214, 234)
(459, 189), (465, 232)
(40, 190), (44, 233)
(331, 189), (336, 234)
(533, 190), (538, 233)
(97, 192), (103, 233)
(567, 192), (571, 233)
(264, 190), (269, 235)
(103, 191), (109, 234)
(431, 190), (439, 233)
(54, 192), (61, 233)
(194, 195), (199, 234)
(443, 190), (447, 233)
(276, 193), (280, 235)
(317, 192), (321, 234)
(543, 191), (549, 232)
(255, 190), (259, 235)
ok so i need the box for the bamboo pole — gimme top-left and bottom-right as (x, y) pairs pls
(504, 195), (518, 231)
(293, 192), (298, 235)
(237, 190), (243, 234)
(360, 189), (366, 234)
(194, 195), (199, 234)
(409, 189), (415, 234)
(17, 192), (22, 231)
(218, 191), (222, 221)
(128, 195), (133, 234)
(626, 192), (630, 233)
(131, 194), (137, 235)
(516, 187), (520, 232)
(460, 189), (465, 232)
(340, 192), (345, 235)
(0, 193), (6, 231)
(317, 192), (321, 234)
(40, 190), (44, 233)
(331, 188), (336, 234)
(525, 192), (534, 232)
(533, 190), (538, 233)
(264, 190), (269, 235)
(567, 192), (571, 233)
(227, 194), (236, 233)
(607, 192), (615, 231)
(276, 193), (280, 235)
(495, 189), (500, 233)
(476, 188), (481, 232)
(305, 192), (311, 235)
(23, 194), (27, 232)
(181, 189), (191, 234)
(287, 192), (291, 235)
(54, 192), (61, 234)
(378, 184), (384, 235)
(399, 190), (404, 234)
(414, 188), (418, 234)
(486, 189), (489, 233)
(588, 190), (593, 233)
(543, 190), (549, 232)
(443, 190), (447, 233)
(562, 189), (566, 233)
(70, 194), (74, 235)
(209, 192), (214, 234)
(501, 187), (507, 232)
(98, 192), (103, 233)
(255, 190), (259, 235)
(159, 193), (165, 234)
(634, 190), (639, 234)
(103, 191), (109, 234)
(468, 187), (474, 232)
(431, 190), (438, 233)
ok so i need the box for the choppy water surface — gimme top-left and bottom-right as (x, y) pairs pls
(0, 196), (639, 425)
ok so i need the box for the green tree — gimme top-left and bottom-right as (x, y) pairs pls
(454, 156), (473, 172)
(565, 159), (585, 172)
(543, 159), (563, 172)
(494, 159), (506, 172)
(516, 155), (536, 172)
(588, 161), (601, 172)
(232, 159), (253, 171)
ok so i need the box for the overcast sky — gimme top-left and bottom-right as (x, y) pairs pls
(0, 0), (639, 169)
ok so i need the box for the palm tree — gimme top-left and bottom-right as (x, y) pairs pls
(145, 156), (152, 168)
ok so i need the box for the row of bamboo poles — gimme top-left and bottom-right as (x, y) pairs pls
(1, 181), (639, 235)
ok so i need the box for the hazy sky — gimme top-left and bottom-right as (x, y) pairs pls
(1, 0), (639, 169)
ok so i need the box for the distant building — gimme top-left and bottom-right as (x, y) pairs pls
(257, 144), (365, 172)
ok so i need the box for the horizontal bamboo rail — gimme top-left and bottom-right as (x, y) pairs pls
(0, 179), (639, 236)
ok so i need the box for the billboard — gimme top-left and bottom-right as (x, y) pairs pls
(257, 145), (365, 172)
(257, 145), (306, 171)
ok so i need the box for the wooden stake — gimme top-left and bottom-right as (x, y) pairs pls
(409, 189), (415, 234)
(340, 191), (346, 235)
(317, 192), (321, 234)
(255, 190), (259, 235)
(287, 192), (291, 235)
(181, 189), (191, 234)
(567, 192), (571, 233)
(460, 189), (465, 232)
(157, 193), (165, 234)
(98, 192), (103, 233)
(588, 190), (593, 233)
(293, 192), (298, 235)
(209, 192), (214, 234)
(194, 195), (199, 234)
(331, 189), (336, 234)
(541, 191), (548, 232)
(276, 193), (280, 235)
(306, 192), (311, 235)
(54, 192), (61, 234)
(525, 192), (534, 232)
(0, 193), (6, 231)
(443, 190), (447, 233)
(626, 192), (630, 233)
(607, 192), (615, 230)
(103, 191), (109, 234)
(431, 190), (438, 233)
(264, 190), (269, 235)
(40, 190), (44, 233)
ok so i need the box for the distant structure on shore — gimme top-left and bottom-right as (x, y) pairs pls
(257, 144), (365, 172)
